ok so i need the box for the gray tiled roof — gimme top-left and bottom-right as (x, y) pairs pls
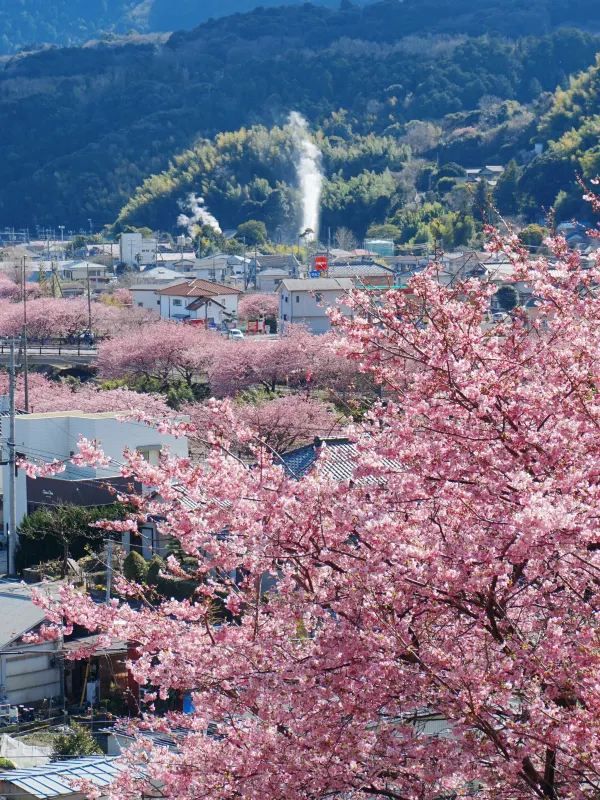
(0, 757), (121, 798)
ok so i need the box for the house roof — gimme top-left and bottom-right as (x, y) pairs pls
(141, 267), (186, 280)
(0, 582), (57, 649)
(329, 264), (395, 279)
(252, 254), (300, 270)
(279, 278), (353, 292)
(158, 279), (242, 298)
(257, 268), (289, 277)
(278, 437), (400, 484)
(0, 757), (121, 799)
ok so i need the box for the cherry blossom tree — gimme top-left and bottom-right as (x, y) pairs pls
(209, 325), (359, 397)
(97, 321), (219, 389)
(38, 222), (600, 800)
(0, 372), (170, 416)
(185, 394), (342, 455)
(237, 293), (279, 321)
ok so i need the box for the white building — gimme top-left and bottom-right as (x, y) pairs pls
(1, 412), (188, 542)
(158, 279), (242, 329)
(278, 278), (353, 335)
(119, 232), (158, 268)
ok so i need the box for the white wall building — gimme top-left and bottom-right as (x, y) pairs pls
(119, 232), (158, 268)
(1, 412), (188, 537)
(159, 279), (242, 328)
(278, 278), (353, 335)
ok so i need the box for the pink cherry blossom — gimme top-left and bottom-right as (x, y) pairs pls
(43, 199), (600, 800)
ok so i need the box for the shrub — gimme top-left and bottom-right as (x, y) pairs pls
(123, 551), (149, 583)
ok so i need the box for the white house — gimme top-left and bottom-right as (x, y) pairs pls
(120, 232), (158, 268)
(1, 412), (188, 555)
(278, 278), (353, 335)
(158, 279), (242, 328)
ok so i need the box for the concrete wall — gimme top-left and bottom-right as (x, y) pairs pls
(132, 288), (161, 313)
(0, 641), (61, 707)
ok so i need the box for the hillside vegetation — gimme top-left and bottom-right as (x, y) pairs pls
(0, 0), (598, 228)
(2, 0), (600, 54)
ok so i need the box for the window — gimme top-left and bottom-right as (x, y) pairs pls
(295, 295), (300, 303)
(284, 295), (288, 303)
(137, 446), (161, 466)
(172, 298), (182, 307)
(138, 302), (143, 307)
(283, 314), (288, 321)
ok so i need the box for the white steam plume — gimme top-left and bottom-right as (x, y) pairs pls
(177, 193), (222, 236)
(288, 111), (323, 241)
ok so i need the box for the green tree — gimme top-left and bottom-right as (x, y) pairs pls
(366, 223), (401, 241)
(52, 724), (101, 758)
(493, 159), (520, 216)
(472, 179), (494, 224)
(18, 504), (128, 576)
(518, 223), (548, 249)
(236, 220), (268, 246)
(0, 758), (16, 770)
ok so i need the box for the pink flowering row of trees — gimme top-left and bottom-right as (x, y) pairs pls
(96, 322), (362, 398)
(0, 294), (148, 341)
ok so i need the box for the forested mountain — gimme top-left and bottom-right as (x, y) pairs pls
(1, 0), (599, 230)
(3, 0), (600, 55)
(0, 0), (356, 54)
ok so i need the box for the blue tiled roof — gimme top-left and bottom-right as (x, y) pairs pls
(279, 438), (401, 484)
(279, 438), (360, 482)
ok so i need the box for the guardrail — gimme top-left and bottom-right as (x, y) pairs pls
(0, 340), (98, 356)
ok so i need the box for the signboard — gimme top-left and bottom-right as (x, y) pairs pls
(309, 270), (320, 278)
(314, 255), (328, 272)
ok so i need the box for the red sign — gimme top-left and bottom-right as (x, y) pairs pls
(314, 255), (328, 272)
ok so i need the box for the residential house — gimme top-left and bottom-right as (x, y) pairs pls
(256, 268), (288, 293)
(155, 252), (197, 272)
(248, 254), (301, 281)
(465, 165), (504, 186)
(0, 411), (188, 557)
(0, 582), (63, 709)
(327, 263), (396, 289)
(158, 279), (242, 328)
(0, 757), (122, 800)
(278, 278), (353, 335)
(59, 261), (111, 286)
(192, 254), (250, 283)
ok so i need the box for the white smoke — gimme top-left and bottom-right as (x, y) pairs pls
(288, 111), (323, 241)
(177, 194), (222, 236)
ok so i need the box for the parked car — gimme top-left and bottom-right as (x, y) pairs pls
(227, 329), (245, 341)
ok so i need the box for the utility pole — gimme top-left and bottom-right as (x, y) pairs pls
(105, 538), (113, 602)
(7, 340), (17, 576)
(86, 262), (92, 334)
(21, 258), (29, 413)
